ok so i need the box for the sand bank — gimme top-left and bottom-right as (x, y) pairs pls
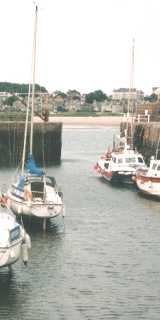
(34, 116), (122, 127)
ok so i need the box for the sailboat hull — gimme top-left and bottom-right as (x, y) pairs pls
(8, 197), (64, 219)
(7, 174), (65, 220)
(0, 241), (22, 268)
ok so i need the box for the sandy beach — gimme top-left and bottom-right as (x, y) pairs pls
(34, 116), (122, 127)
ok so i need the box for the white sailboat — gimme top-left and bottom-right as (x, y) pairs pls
(6, 5), (64, 229)
(0, 209), (31, 268)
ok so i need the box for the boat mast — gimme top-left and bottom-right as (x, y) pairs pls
(127, 38), (135, 147)
(30, 5), (38, 156)
(21, 5), (38, 174)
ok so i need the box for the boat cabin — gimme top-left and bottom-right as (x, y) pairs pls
(147, 160), (160, 177)
(111, 153), (144, 166)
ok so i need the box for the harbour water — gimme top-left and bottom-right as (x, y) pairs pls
(0, 125), (160, 320)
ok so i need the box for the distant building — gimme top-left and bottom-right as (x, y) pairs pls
(80, 94), (86, 105)
(152, 87), (160, 99)
(112, 88), (144, 103)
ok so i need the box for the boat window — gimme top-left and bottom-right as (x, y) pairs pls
(10, 226), (20, 242)
(31, 181), (44, 199)
(138, 157), (143, 163)
(46, 176), (56, 187)
(104, 162), (109, 169)
(118, 158), (123, 164)
(125, 157), (136, 163)
(152, 164), (157, 170)
(157, 165), (160, 171)
(112, 157), (116, 163)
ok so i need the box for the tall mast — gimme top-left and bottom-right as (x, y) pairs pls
(127, 38), (135, 147)
(30, 5), (38, 155)
(21, 5), (38, 174)
(128, 38), (135, 115)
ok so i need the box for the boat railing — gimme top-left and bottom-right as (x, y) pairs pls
(31, 189), (44, 200)
(135, 114), (150, 123)
(122, 113), (150, 123)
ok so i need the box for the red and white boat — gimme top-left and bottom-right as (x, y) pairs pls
(94, 144), (146, 184)
(134, 158), (160, 198)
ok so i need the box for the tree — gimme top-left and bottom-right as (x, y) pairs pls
(54, 91), (67, 98)
(4, 95), (18, 106)
(67, 90), (80, 100)
(0, 82), (48, 94)
(85, 90), (107, 104)
(144, 93), (158, 103)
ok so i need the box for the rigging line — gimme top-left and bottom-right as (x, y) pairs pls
(16, 122), (21, 168)
(7, 122), (12, 167)
(42, 95), (46, 171)
(12, 125), (16, 166)
(21, 84), (31, 175)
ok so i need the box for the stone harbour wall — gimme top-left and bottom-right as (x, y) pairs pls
(120, 122), (160, 164)
(0, 121), (62, 167)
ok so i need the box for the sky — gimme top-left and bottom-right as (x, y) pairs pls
(0, 0), (160, 95)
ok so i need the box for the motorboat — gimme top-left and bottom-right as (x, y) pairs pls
(94, 144), (146, 184)
(134, 157), (160, 198)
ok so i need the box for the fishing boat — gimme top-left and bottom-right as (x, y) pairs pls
(0, 210), (31, 268)
(6, 5), (64, 229)
(95, 39), (147, 184)
(94, 142), (146, 184)
(134, 157), (160, 198)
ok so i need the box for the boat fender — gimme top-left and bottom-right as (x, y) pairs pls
(0, 195), (8, 207)
(58, 191), (63, 199)
(21, 243), (29, 266)
(24, 189), (32, 202)
(62, 205), (66, 217)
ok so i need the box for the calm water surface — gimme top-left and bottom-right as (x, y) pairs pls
(0, 125), (160, 320)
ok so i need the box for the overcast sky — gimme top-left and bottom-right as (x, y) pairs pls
(0, 0), (160, 95)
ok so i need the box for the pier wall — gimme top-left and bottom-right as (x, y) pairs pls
(120, 122), (160, 164)
(0, 122), (62, 167)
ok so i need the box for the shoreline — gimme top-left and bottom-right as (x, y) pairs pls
(34, 116), (122, 127)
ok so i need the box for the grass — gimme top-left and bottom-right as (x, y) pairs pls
(50, 111), (121, 117)
(0, 111), (121, 121)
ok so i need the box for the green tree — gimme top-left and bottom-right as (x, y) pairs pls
(67, 90), (80, 100)
(144, 93), (158, 102)
(85, 90), (107, 104)
(0, 82), (47, 94)
(4, 95), (18, 106)
(54, 91), (67, 98)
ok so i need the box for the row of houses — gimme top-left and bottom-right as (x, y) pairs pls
(0, 87), (159, 115)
